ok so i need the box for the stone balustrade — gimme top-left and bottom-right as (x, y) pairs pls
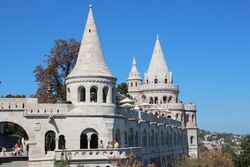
(140, 84), (179, 91)
(55, 147), (141, 161)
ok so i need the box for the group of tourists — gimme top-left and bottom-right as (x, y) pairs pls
(98, 140), (120, 149)
(0, 137), (29, 157)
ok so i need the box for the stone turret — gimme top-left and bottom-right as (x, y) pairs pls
(144, 35), (173, 85)
(127, 58), (142, 100)
(65, 5), (116, 106)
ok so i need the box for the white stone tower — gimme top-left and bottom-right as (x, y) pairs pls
(65, 5), (116, 111)
(127, 57), (142, 101)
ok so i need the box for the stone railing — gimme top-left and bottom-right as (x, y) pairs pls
(55, 147), (141, 161)
(140, 84), (179, 91)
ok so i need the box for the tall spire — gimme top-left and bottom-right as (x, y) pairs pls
(147, 35), (169, 75)
(128, 57), (141, 80)
(67, 5), (115, 79)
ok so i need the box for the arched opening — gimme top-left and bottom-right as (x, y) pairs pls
(154, 78), (158, 84)
(141, 95), (146, 102)
(192, 114), (195, 122)
(167, 115), (172, 119)
(58, 135), (65, 149)
(135, 131), (138, 147)
(128, 128), (134, 147)
(163, 96), (167, 103)
(168, 96), (172, 103)
(190, 136), (194, 144)
(146, 79), (149, 84)
(102, 86), (109, 103)
(112, 88), (115, 104)
(149, 97), (153, 104)
(45, 131), (56, 153)
(124, 131), (128, 147)
(131, 82), (133, 87)
(154, 97), (158, 104)
(0, 121), (29, 156)
(165, 78), (168, 84)
(90, 86), (98, 102)
(90, 134), (98, 148)
(80, 133), (88, 149)
(79, 86), (86, 102)
(115, 129), (121, 146)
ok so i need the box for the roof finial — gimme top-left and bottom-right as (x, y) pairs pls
(156, 34), (159, 39)
(89, 4), (93, 8)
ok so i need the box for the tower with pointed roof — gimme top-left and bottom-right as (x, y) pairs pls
(66, 5), (116, 108)
(127, 57), (142, 102)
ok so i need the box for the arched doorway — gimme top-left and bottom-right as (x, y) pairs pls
(90, 134), (98, 148)
(0, 121), (29, 154)
(58, 135), (66, 149)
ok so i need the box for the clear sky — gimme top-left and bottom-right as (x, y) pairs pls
(0, 0), (249, 134)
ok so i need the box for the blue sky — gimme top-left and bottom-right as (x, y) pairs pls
(0, 0), (249, 134)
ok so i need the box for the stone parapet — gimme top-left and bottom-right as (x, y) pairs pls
(140, 84), (179, 91)
(184, 103), (196, 111)
(0, 98), (37, 110)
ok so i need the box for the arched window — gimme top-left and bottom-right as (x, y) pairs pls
(165, 78), (168, 83)
(58, 135), (65, 149)
(80, 133), (88, 149)
(135, 82), (137, 87)
(146, 79), (149, 84)
(90, 134), (98, 148)
(142, 129), (147, 147)
(141, 95), (146, 102)
(149, 97), (153, 104)
(190, 136), (194, 144)
(79, 86), (86, 102)
(163, 96), (167, 103)
(129, 128), (134, 147)
(186, 114), (190, 122)
(45, 131), (56, 153)
(102, 86), (108, 103)
(131, 82), (133, 87)
(192, 114), (195, 122)
(161, 130), (164, 146)
(124, 131), (128, 147)
(176, 113), (179, 120)
(168, 96), (172, 103)
(167, 115), (172, 119)
(135, 132), (138, 147)
(154, 78), (158, 84)
(112, 88), (115, 104)
(90, 86), (98, 102)
(115, 129), (121, 146)
(154, 97), (158, 104)
(151, 130), (154, 147)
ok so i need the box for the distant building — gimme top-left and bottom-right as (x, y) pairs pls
(0, 4), (198, 167)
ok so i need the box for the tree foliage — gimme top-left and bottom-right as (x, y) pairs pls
(34, 39), (80, 103)
(176, 150), (234, 167)
(116, 82), (128, 95)
(238, 135), (250, 167)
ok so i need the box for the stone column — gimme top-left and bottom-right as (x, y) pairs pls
(107, 86), (112, 104)
(55, 137), (58, 150)
(98, 86), (102, 103)
(87, 135), (91, 149)
(86, 86), (90, 103)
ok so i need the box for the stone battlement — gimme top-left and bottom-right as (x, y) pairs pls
(140, 84), (179, 91)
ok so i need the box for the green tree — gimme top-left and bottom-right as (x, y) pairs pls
(116, 82), (128, 95)
(238, 135), (250, 167)
(5, 94), (25, 98)
(34, 39), (80, 103)
(176, 150), (234, 167)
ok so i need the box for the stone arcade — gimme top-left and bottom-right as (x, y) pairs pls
(0, 5), (198, 167)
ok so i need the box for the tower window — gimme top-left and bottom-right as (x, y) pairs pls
(154, 78), (158, 84)
(90, 86), (98, 102)
(165, 79), (168, 83)
(89, 29), (91, 32)
(131, 82), (133, 87)
(190, 136), (194, 144)
(79, 86), (86, 102)
(146, 79), (149, 84)
(102, 86), (108, 103)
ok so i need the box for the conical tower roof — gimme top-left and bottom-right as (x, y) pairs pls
(147, 35), (169, 75)
(67, 5), (115, 79)
(128, 57), (141, 80)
